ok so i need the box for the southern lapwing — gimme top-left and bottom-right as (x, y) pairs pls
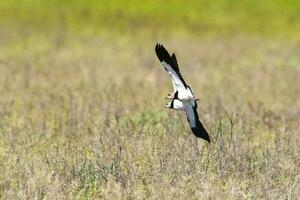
(155, 43), (211, 143)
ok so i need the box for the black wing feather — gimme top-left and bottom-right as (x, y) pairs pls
(155, 43), (188, 88)
(190, 107), (210, 143)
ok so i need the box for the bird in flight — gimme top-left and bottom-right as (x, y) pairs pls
(155, 43), (211, 143)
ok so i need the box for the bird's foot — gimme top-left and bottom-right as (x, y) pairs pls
(165, 93), (174, 99)
(168, 93), (174, 97)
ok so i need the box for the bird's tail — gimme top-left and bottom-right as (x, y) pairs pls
(191, 122), (211, 143)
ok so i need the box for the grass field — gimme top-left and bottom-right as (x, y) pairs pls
(0, 0), (300, 199)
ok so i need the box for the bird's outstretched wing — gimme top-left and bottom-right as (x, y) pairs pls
(155, 43), (188, 92)
(184, 102), (210, 143)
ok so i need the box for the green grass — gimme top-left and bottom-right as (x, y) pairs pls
(1, 0), (300, 38)
(0, 0), (300, 199)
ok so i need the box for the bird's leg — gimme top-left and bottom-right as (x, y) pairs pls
(187, 97), (200, 101)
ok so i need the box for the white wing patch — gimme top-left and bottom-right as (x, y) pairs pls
(173, 99), (184, 110)
(161, 61), (187, 92)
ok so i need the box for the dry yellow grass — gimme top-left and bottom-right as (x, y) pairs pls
(0, 32), (299, 199)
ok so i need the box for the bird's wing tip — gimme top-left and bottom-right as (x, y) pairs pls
(191, 126), (211, 143)
(200, 134), (211, 143)
(155, 43), (170, 62)
(155, 43), (164, 50)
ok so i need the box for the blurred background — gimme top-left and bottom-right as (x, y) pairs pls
(0, 0), (299, 199)
(1, 0), (300, 37)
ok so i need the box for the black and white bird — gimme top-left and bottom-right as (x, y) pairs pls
(155, 43), (211, 143)
(164, 91), (185, 111)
